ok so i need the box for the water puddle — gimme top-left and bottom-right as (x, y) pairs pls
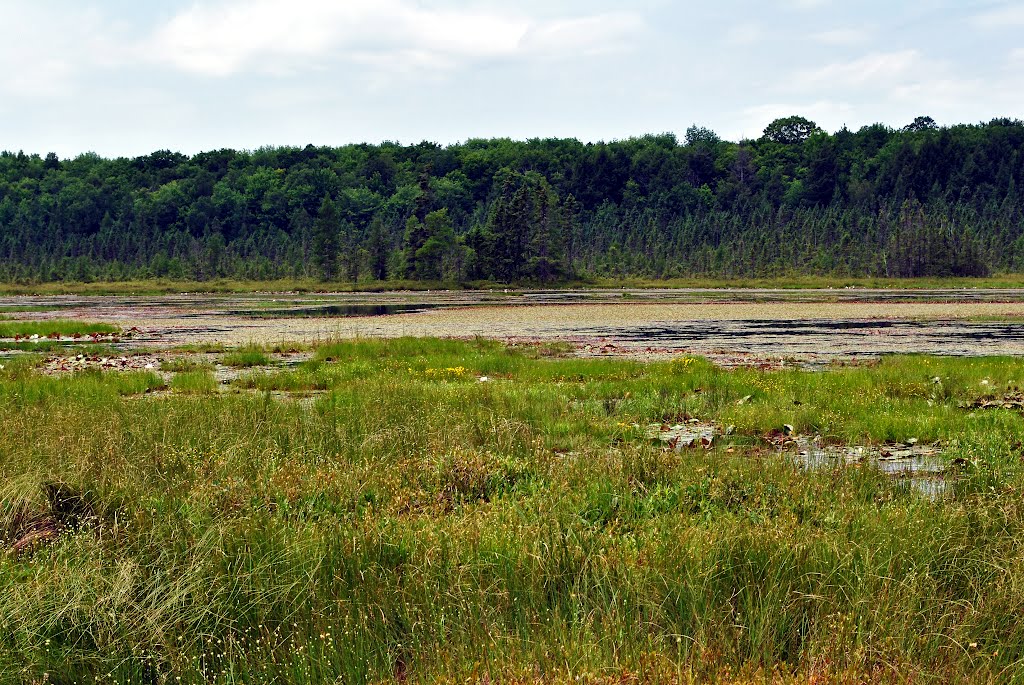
(228, 304), (440, 318)
(645, 420), (719, 449)
(784, 436), (947, 498)
(583, 319), (1024, 359)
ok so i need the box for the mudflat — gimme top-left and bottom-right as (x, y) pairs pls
(6, 289), (1024, 361)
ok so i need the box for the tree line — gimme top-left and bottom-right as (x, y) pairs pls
(0, 114), (1021, 283)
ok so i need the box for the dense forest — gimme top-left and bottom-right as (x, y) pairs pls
(1, 115), (1022, 283)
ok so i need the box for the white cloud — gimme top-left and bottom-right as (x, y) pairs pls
(787, 50), (984, 117)
(792, 50), (923, 89)
(0, 4), (121, 98)
(972, 4), (1024, 29)
(811, 28), (870, 46)
(785, 0), (830, 9)
(519, 13), (645, 56)
(147, 0), (644, 77)
(724, 23), (762, 46)
(734, 100), (855, 139)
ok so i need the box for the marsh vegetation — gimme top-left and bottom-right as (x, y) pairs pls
(2, 338), (1024, 682)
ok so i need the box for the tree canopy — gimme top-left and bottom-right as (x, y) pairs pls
(1, 115), (1022, 283)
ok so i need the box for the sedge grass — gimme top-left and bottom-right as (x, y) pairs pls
(170, 370), (219, 395)
(222, 344), (272, 368)
(1, 340), (1024, 682)
(0, 319), (119, 338)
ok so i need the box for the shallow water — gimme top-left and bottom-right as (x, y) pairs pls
(6, 289), (1024, 356)
(789, 437), (948, 498)
(228, 303), (437, 318)
(581, 319), (1024, 359)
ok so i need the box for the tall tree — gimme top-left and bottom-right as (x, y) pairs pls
(414, 208), (457, 281)
(312, 197), (340, 281)
(365, 216), (390, 281)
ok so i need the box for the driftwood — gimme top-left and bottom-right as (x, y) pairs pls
(4, 482), (97, 557)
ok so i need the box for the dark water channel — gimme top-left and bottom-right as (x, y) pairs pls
(228, 303), (437, 318)
(583, 319), (1024, 358)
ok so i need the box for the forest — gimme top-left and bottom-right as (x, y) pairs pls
(0, 115), (1021, 283)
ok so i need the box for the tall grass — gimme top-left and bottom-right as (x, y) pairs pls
(222, 344), (272, 368)
(1, 340), (1023, 682)
(0, 319), (119, 338)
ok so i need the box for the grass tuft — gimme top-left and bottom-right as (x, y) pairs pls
(222, 344), (272, 368)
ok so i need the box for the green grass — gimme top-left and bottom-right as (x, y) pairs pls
(161, 357), (216, 373)
(169, 370), (218, 394)
(172, 341), (229, 354)
(221, 344), (272, 368)
(0, 305), (65, 314)
(2, 339), (1024, 683)
(0, 319), (119, 338)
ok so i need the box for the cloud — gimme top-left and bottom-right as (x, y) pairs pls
(792, 50), (923, 89)
(811, 28), (870, 46)
(724, 23), (762, 46)
(783, 50), (987, 124)
(0, 4), (121, 98)
(148, 0), (644, 77)
(735, 101), (855, 138)
(519, 13), (645, 57)
(785, 0), (830, 9)
(972, 4), (1024, 29)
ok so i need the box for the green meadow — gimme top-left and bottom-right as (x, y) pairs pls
(2, 339), (1024, 683)
(0, 319), (119, 339)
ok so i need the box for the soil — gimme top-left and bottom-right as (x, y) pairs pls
(6, 289), (1024, 363)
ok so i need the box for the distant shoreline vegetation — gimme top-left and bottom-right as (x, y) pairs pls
(7, 275), (1024, 297)
(0, 115), (1020, 284)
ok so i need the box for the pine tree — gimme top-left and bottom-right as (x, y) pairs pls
(403, 215), (427, 279)
(366, 216), (390, 281)
(312, 197), (340, 281)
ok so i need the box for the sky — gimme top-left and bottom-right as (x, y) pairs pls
(2, 0), (1023, 158)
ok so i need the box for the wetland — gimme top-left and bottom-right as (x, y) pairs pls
(2, 289), (1024, 683)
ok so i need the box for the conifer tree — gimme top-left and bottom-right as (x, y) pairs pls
(312, 197), (340, 281)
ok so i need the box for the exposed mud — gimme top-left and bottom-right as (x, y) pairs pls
(5, 290), (1024, 364)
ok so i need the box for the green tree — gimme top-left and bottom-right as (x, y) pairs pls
(902, 116), (938, 133)
(403, 215), (427, 279)
(414, 209), (456, 281)
(340, 219), (360, 283)
(312, 197), (340, 281)
(365, 216), (390, 281)
(762, 116), (821, 145)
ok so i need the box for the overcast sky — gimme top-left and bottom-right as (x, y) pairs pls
(2, 0), (1023, 158)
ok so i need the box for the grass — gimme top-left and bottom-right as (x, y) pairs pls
(0, 305), (66, 313)
(173, 342), (229, 354)
(161, 357), (216, 373)
(170, 370), (218, 394)
(0, 319), (119, 338)
(2, 338), (1024, 682)
(221, 344), (272, 368)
